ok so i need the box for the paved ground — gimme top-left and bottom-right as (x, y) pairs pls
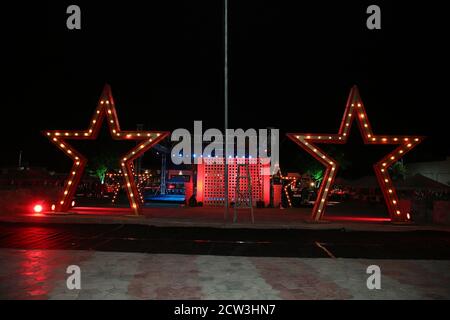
(1, 248), (450, 300)
(2, 206), (450, 233)
(1, 223), (450, 259)
(1, 222), (449, 300)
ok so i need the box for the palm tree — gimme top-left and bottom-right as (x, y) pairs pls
(390, 161), (407, 181)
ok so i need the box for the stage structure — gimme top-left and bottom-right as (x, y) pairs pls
(196, 158), (271, 207)
(44, 84), (170, 215)
(287, 85), (424, 222)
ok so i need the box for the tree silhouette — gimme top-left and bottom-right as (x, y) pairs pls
(87, 151), (119, 184)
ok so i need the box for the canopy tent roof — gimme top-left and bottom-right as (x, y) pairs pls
(395, 174), (450, 191)
(338, 174), (450, 191)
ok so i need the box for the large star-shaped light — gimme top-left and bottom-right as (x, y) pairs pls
(44, 84), (169, 215)
(287, 86), (424, 222)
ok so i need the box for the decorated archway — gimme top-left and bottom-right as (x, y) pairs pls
(44, 84), (170, 215)
(287, 86), (424, 222)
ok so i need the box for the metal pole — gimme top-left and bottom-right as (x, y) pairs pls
(267, 127), (274, 207)
(224, 0), (229, 221)
(161, 153), (167, 195)
(18, 150), (22, 168)
(136, 124), (144, 174)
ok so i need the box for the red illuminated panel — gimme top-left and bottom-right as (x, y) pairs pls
(197, 158), (271, 207)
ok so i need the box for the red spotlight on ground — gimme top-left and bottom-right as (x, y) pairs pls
(33, 204), (43, 213)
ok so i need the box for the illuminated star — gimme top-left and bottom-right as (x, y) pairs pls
(287, 86), (423, 222)
(44, 84), (169, 215)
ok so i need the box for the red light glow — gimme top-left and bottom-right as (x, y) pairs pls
(33, 204), (43, 213)
(326, 216), (391, 223)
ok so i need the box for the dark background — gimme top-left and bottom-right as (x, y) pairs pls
(2, 1), (448, 176)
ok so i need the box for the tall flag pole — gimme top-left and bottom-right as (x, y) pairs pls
(224, 0), (229, 221)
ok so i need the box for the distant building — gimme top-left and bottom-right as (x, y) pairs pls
(0, 166), (64, 188)
(407, 157), (450, 186)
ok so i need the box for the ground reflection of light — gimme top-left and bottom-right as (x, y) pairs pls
(20, 250), (52, 298)
(327, 216), (391, 222)
(72, 206), (133, 215)
(32, 213), (45, 217)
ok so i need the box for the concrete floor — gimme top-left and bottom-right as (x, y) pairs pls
(1, 248), (449, 300)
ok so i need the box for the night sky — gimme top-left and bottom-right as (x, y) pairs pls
(2, 1), (449, 177)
